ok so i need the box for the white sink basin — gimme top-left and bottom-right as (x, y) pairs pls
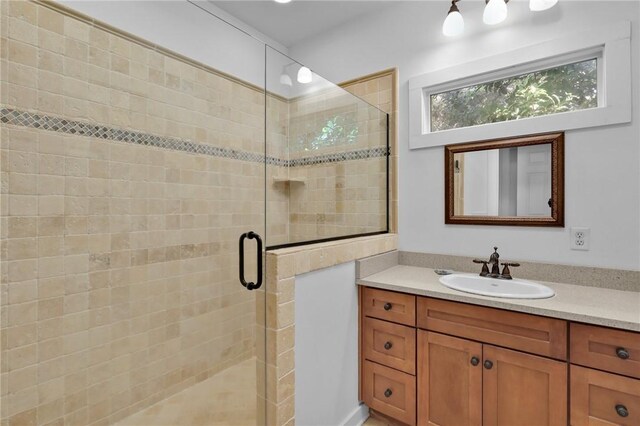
(439, 274), (555, 299)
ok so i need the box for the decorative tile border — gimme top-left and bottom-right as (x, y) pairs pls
(1, 107), (388, 167)
(289, 147), (388, 166)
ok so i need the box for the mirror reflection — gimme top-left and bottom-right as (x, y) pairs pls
(453, 144), (552, 217)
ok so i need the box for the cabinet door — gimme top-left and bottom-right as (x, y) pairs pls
(571, 365), (640, 426)
(417, 331), (482, 426)
(483, 345), (567, 426)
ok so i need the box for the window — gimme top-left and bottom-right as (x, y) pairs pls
(430, 59), (598, 132)
(409, 22), (631, 149)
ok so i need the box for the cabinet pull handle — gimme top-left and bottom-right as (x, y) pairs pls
(470, 356), (480, 366)
(384, 341), (393, 350)
(615, 404), (629, 418)
(384, 388), (392, 398)
(484, 360), (493, 370)
(383, 302), (392, 311)
(616, 347), (630, 360)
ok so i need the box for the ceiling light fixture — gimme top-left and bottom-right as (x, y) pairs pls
(529, 0), (558, 11)
(442, 0), (464, 37)
(441, 0), (558, 38)
(297, 66), (312, 84)
(483, 0), (508, 25)
(273, 0), (292, 4)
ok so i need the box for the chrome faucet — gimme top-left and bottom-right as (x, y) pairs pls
(473, 247), (520, 279)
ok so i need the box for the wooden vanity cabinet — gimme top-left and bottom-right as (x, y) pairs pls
(417, 331), (482, 426)
(570, 324), (640, 426)
(570, 365), (640, 426)
(417, 331), (567, 426)
(360, 286), (639, 426)
(361, 287), (417, 425)
(482, 345), (567, 426)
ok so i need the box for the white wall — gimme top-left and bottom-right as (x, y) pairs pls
(289, 1), (640, 270)
(295, 262), (367, 426)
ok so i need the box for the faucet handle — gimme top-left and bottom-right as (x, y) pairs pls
(473, 259), (490, 277)
(500, 262), (520, 279)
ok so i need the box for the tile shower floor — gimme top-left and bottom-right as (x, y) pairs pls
(116, 358), (257, 426)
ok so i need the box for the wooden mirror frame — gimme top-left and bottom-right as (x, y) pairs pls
(445, 132), (564, 227)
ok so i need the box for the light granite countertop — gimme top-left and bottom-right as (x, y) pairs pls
(358, 265), (640, 332)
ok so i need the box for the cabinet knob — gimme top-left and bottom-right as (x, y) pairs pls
(470, 356), (480, 366)
(616, 347), (630, 360)
(384, 341), (393, 350)
(384, 388), (393, 398)
(615, 404), (629, 418)
(383, 302), (392, 311)
(484, 360), (493, 370)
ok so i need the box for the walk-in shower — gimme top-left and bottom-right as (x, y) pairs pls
(0, 1), (388, 424)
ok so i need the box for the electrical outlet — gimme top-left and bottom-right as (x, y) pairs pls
(570, 227), (590, 251)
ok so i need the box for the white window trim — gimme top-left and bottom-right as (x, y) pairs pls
(409, 22), (632, 149)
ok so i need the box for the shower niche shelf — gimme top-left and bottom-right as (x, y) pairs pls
(272, 176), (306, 184)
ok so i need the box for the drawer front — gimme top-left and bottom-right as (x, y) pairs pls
(364, 317), (416, 375)
(417, 297), (567, 360)
(363, 287), (416, 326)
(363, 360), (416, 426)
(571, 365), (640, 426)
(571, 323), (640, 379)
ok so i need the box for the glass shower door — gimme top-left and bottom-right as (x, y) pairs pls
(0, 1), (267, 425)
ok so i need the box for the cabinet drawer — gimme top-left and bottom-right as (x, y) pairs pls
(571, 365), (640, 426)
(364, 317), (416, 375)
(363, 287), (416, 326)
(571, 323), (640, 379)
(363, 360), (416, 426)
(417, 297), (567, 360)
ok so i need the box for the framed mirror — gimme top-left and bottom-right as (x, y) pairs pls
(445, 133), (564, 226)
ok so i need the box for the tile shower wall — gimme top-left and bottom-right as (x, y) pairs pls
(341, 71), (397, 233)
(0, 1), (269, 424)
(285, 88), (388, 244)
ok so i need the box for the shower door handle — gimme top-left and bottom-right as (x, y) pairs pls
(239, 231), (263, 290)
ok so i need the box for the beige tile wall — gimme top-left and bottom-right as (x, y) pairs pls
(288, 157), (387, 242)
(341, 69), (398, 233)
(284, 87), (388, 244)
(0, 2), (397, 426)
(0, 1), (269, 424)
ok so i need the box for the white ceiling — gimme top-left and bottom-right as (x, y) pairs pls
(210, 0), (395, 47)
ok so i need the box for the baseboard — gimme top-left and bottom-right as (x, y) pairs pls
(342, 403), (370, 426)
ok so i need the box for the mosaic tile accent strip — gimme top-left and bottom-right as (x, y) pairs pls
(0, 107), (388, 167)
(290, 147), (389, 166)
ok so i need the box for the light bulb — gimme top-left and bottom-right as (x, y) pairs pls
(483, 0), (508, 25)
(297, 66), (312, 84)
(442, 2), (464, 37)
(529, 0), (558, 11)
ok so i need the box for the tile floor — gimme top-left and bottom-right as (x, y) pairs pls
(116, 358), (258, 426)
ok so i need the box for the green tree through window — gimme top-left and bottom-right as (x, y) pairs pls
(430, 59), (598, 132)
(294, 113), (359, 152)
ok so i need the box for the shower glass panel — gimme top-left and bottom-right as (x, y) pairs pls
(0, 1), (265, 425)
(266, 47), (389, 248)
